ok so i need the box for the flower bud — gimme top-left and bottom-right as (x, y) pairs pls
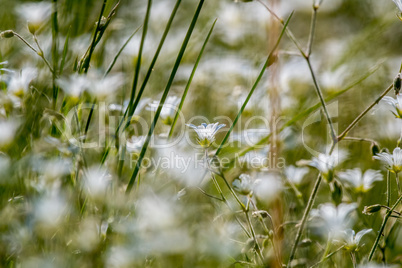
(28, 21), (37, 34)
(1, 30), (14, 38)
(330, 180), (343, 205)
(363, 204), (382, 215)
(394, 73), (402, 95)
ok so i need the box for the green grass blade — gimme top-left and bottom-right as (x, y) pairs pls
(126, 0), (205, 194)
(104, 25), (142, 77)
(126, 0), (182, 120)
(80, 0), (108, 74)
(214, 11), (294, 156)
(59, 26), (71, 75)
(168, 18), (217, 140)
(51, 0), (59, 109)
(126, 0), (152, 116)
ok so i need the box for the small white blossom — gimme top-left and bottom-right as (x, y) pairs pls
(57, 74), (89, 100)
(374, 147), (402, 173)
(126, 135), (146, 153)
(147, 96), (180, 125)
(253, 173), (282, 203)
(338, 168), (383, 193)
(285, 165), (309, 185)
(382, 94), (402, 118)
(187, 122), (226, 148)
(86, 73), (124, 99)
(308, 151), (346, 181)
(83, 167), (111, 200)
(393, 0), (402, 13)
(311, 203), (357, 238)
(339, 229), (372, 252)
(0, 120), (19, 147)
(232, 174), (253, 195)
(34, 193), (67, 231)
(6, 67), (37, 96)
(16, 2), (52, 31)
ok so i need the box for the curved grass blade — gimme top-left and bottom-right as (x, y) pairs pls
(214, 11), (294, 157)
(104, 25), (142, 77)
(168, 18), (217, 140)
(126, 0), (205, 194)
(80, 0), (108, 74)
(126, 0), (182, 121)
(100, 0), (182, 165)
(126, 0), (152, 114)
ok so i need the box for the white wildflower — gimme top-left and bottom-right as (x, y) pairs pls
(83, 167), (111, 200)
(16, 2), (52, 33)
(374, 147), (402, 173)
(7, 67), (37, 96)
(187, 122), (226, 148)
(311, 202), (357, 238)
(0, 120), (19, 147)
(232, 174), (254, 195)
(338, 168), (383, 193)
(339, 229), (372, 252)
(34, 193), (67, 231)
(308, 151), (347, 181)
(382, 94), (402, 118)
(285, 165), (309, 185)
(147, 96), (180, 125)
(86, 73), (125, 99)
(126, 135), (146, 153)
(253, 173), (282, 203)
(393, 0), (402, 13)
(57, 74), (89, 100)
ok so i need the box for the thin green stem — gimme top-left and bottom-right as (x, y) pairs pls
(215, 12), (293, 156)
(287, 174), (322, 267)
(127, 0), (152, 115)
(387, 170), (391, 207)
(125, 0), (205, 194)
(306, 6), (318, 57)
(81, 0), (107, 73)
(309, 245), (344, 268)
(305, 57), (337, 142)
(337, 83), (393, 142)
(245, 210), (266, 265)
(51, 0), (59, 109)
(168, 18), (217, 139)
(368, 194), (402, 261)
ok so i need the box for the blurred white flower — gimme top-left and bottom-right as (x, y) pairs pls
(338, 168), (383, 193)
(147, 96), (179, 125)
(232, 174), (253, 195)
(34, 193), (67, 231)
(83, 167), (111, 200)
(187, 122), (226, 148)
(253, 173), (282, 203)
(0, 120), (19, 147)
(87, 73), (124, 99)
(393, 0), (402, 13)
(339, 229), (372, 252)
(285, 165), (309, 185)
(374, 147), (402, 173)
(311, 203), (357, 238)
(16, 2), (52, 32)
(308, 151), (347, 181)
(6, 67), (37, 96)
(382, 94), (402, 118)
(57, 74), (89, 100)
(126, 135), (146, 153)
